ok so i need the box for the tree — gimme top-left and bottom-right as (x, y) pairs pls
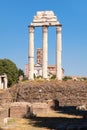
(18, 69), (24, 77)
(0, 58), (18, 87)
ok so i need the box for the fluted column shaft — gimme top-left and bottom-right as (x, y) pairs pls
(56, 25), (62, 80)
(28, 26), (34, 80)
(42, 26), (48, 78)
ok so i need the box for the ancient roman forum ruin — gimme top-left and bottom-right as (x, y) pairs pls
(0, 74), (7, 89)
(28, 11), (62, 80)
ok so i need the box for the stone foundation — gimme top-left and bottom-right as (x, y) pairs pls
(0, 100), (59, 119)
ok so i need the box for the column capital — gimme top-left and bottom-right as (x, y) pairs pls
(42, 26), (48, 33)
(28, 25), (35, 33)
(56, 25), (62, 33)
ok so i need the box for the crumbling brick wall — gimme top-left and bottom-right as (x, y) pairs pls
(10, 106), (27, 118)
(9, 102), (31, 118)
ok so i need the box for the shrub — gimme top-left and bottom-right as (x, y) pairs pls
(0, 58), (18, 87)
(62, 76), (72, 81)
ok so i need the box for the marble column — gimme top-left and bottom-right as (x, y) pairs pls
(42, 26), (48, 78)
(56, 25), (62, 80)
(28, 26), (34, 80)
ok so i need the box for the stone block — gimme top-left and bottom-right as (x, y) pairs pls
(46, 99), (59, 110)
(31, 102), (49, 114)
(30, 11), (60, 26)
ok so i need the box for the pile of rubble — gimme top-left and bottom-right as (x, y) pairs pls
(0, 80), (87, 107)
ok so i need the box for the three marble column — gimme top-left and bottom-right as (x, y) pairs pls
(28, 25), (62, 80)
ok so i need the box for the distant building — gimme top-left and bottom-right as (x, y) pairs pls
(48, 65), (56, 75)
(36, 48), (43, 65)
(25, 48), (64, 78)
(34, 63), (42, 77)
(48, 65), (64, 78)
(25, 63), (42, 78)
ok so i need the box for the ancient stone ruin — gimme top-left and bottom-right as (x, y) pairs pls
(28, 11), (62, 80)
(0, 74), (8, 89)
(0, 100), (59, 119)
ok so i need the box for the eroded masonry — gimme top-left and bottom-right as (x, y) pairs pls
(28, 11), (62, 80)
(0, 74), (7, 89)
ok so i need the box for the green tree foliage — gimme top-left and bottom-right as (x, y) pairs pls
(50, 75), (56, 79)
(0, 59), (18, 87)
(62, 76), (72, 81)
(18, 69), (24, 77)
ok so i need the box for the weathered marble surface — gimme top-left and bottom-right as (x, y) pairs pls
(30, 11), (60, 26)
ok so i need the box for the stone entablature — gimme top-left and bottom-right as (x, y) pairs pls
(30, 11), (60, 26)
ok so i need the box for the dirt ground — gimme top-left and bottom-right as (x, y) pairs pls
(0, 107), (87, 130)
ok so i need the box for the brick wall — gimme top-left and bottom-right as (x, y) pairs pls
(9, 102), (31, 118)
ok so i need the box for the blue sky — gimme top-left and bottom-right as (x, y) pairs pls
(0, 0), (87, 76)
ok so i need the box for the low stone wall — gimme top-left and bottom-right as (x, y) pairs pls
(0, 102), (31, 119)
(10, 102), (31, 118)
(10, 106), (27, 118)
(0, 100), (59, 119)
(31, 102), (49, 115)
